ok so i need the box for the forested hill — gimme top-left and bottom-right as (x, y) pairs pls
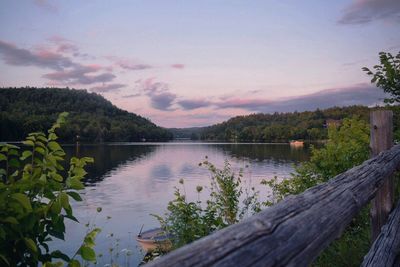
(0, 87), (172, 142)
(200, 106), (387, 142)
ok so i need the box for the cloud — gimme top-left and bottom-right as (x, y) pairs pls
(33, 0), (58, 12)
(48, 36), (79, 53)
(42, 64), (115, 85)
(122, 93), (142, 98)
(150, 92), (177, 110)
(0, 39), (116, 86)
(171, 64), (185, 69)
(214, 84), (386, 113)
(338, 0), (400, 25)
(177, 99), (213, 110)
(138, 78), (177, 110)
(48, 35), (95, 60)
(106, 56), (153, 71)
(0, 40), (75, 70)
(118, 62), (152, 70)
(90, 83), (126, 93)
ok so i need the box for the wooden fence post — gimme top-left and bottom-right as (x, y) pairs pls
(370, 110), (394, 241)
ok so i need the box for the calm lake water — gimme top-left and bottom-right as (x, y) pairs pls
(53, 142), (310, 266)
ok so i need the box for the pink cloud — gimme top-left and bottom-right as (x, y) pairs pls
(171, 64), (185, 69)
(0, 39), (116, 86)
(33, 0), (58, 12)
(106, 56), (153, 71)
(0, 40), (75, 70)
(90, 83), (126, 93)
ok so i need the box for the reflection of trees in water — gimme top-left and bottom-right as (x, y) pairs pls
(63, 144), (157, 185)
(215, 144), (311, 163)
(61, 143), (311, 186)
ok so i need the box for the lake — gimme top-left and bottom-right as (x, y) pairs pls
(53, 142), (310, 266)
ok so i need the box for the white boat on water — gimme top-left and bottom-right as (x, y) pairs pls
(136, 228), (172, 252)
(289, 140), (304, 146)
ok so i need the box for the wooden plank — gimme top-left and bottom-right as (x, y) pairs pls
(362, 199), (400, 267)
(145, 145), (400, 267)
(370, 110), (394, 241)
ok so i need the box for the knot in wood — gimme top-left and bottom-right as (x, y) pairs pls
(253, 219), (271, 230)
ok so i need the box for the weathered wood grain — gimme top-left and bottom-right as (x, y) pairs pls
(370, 110), (394, 241)
(145, 145), (400, 267)
(362, 199), (400, 267)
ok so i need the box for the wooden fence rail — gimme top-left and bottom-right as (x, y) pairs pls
(145, 144), (400, 267)
(362, 198), (400, 267)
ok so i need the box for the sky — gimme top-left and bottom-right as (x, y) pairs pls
(0, 0), (399, 128)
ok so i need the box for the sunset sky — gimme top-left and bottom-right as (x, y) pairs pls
(0, 0), (399, 127)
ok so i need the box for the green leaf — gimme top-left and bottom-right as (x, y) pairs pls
(0, 254), (10, 266)
(22, 140), (34, 146)
(82, 157), (94, 163)
(35, 147), (46, 155)
(79, 246), (96, 262)
(67, 191), (82, 201)
(24, 238), (38, 253)
(39, 174), (47, 184)
(20, 150), (32, 160)
(36, 135), (47, 142)
(1, 217), (18, 224)
(0, 154), (6, 161)
(50, 199), (62, 214)
(68, 259), (81, 267)
(68, 177), (84, 190)
(51, 172), (63, 182)
(51, 250), (71, 262)
(8, 149), (19, 156)
(60, 192), (69, 209)
(11, 193), (32, 211)
(5, 144), (19, 149)
(9, 158), (20, 168)
(48, 141), (62, 152)
(49, 133), (57, 141)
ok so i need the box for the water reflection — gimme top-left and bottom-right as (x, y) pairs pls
(55, 143), (310, 266)
(63, 144), (157, 185)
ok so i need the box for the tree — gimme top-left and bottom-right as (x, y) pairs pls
(363, 51), (400, 103)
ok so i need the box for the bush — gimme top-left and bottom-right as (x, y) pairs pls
(0, 113), (99, 266)
(263, 117), (371, 267)
(154, 159), (260, 249)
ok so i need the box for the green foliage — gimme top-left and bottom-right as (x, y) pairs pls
(155, 160), (260, 249)
(0, 87), (172, 142)
(262, 117), (371, 267)
(0, 113), (98, 266)
(363, 51), (400, 104)
(200, 106), (371, 142)
(263, 117), (369, 202)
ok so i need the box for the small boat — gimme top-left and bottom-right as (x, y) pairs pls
(136, 227), (172, 252)
(289, 140), (304, 146)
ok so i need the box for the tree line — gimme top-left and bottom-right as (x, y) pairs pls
(0, 87), (173, 142)
(199, 105), (400, 142)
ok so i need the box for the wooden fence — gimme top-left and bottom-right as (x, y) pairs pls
(145, 110), (400, 267)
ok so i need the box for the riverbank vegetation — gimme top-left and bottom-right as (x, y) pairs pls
(153, 160), (260, 250)
(199, 105), (400, 142)
(153, 117), (377, 266)
(0, 113), (100, 266)
(0, 87), (172, 142)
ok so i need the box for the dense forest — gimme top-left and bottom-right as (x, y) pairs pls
(0, 87), (173, 142)
(199, 105), (400, 142)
